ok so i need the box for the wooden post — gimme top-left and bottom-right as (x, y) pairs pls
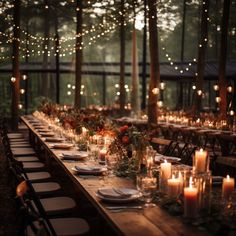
(141, 0), (147, 110)
(75, 0), (83, 109)
(147, 0), (160, 125)
(11, 0), (21, 130)
(119, 0), (126, 114)
(193, 0), (209, 116)
(218, 0), (230, 119)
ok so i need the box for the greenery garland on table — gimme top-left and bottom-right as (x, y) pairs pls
(153, 190), (236, 235)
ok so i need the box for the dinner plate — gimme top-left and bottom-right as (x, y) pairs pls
(40, 132), (55, 137)
(51, 143), (73, 149)
(72, 166), (107, 175)
(45, 137), (64, 142)
(155, 155), (181, 163)
(60, 151), (88, 160)
(96, 188), (141, 203)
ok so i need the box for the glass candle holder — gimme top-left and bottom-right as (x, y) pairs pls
(183, 175), (199, 218)
(159, 160), (172, 194)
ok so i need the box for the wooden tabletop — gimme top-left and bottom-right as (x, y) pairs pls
(21, 115), (211, 236)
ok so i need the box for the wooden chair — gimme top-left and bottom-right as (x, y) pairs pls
(16, 181), (90, 236)
(150, 137), (173, 155)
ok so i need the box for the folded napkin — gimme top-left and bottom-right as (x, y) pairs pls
(97, 188), (132, 199)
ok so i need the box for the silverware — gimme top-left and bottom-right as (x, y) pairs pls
(106, 206), (143, 210)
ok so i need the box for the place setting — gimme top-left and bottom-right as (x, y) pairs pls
(59, 151), (89, 161)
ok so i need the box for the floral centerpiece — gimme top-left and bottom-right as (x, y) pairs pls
(109, 125), (149, 178)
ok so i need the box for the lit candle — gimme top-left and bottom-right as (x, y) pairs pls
(194, 148), (208, 173)
(147, 156), (154, 170)
(99, 148), (107, 163)
(167, 174), (180, 197)
(184, 177), (198, 218)
(160, 160), (171, 180)
(81, 127), (87, 136)
(222, 175), (235, 200)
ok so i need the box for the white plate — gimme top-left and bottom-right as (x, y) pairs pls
(96, 188), (141, 203)
(60, 151), (88, 160)
(51, 144), (73, 149)
(45, 137), (64, 142)
(40, 132), (55, 137)
(72, 166), (107, 175)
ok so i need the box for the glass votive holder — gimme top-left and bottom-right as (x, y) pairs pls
(159, 161), (172, 194)
(183, 174), (199, 219)
(194, 171), (212, 213)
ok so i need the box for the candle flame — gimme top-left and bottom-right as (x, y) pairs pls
(227, 175), (230, 179)
(164, 159), (167, 163)
(200, 148), (203, 152)
(172, 174), (175, 179)
(178, 171), (182, 179)
(189, 177), (193, 188)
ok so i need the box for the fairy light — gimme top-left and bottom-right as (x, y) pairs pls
(11, 77), (16, 83)
(20, 89), (25, 94)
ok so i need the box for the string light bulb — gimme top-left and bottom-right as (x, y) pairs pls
(20, 89), (25, 94)
(213, 84), (219, 91)
(197, 90), (202, 96)
(227, 86), (233, 93)
(215, 97), (221, 103)
(11, 77), (16, 83)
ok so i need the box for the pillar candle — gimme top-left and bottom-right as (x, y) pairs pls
(222, 175), (235, 200)
(194, 148), (208, 173)
(167, 175), (180, 197)
(99, 149), (107, 162)
(160, 160), (171, 180)
(184, 177), (198, 218)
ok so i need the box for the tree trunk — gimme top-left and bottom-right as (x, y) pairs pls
(41, 1), (50, 98)
(141, 0), (147, 110)
(54, 7), (60, 104)
(131, 18), (141, 117)
(119, 0), (126, 114)
(75, 0), (83, 109)
(11, 0), (20, 131)
(219, 0), (230, 119)
(147, 0), (160, 125)
(193, 0), (209, 116)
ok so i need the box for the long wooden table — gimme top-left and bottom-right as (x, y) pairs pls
(21, 115), (210, 236)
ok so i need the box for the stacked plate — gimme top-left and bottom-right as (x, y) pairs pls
(60, 151), (88, 160)
(50, 143), (73, 149)
(96, 187), (141, 203)
(45, 137), (64, 142)
(72, 165), (107, 175)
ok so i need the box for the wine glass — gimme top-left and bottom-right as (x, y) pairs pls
(138, 175), (157, 208)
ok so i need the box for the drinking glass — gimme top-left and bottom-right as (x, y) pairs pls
(137, 175), (157, 208)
